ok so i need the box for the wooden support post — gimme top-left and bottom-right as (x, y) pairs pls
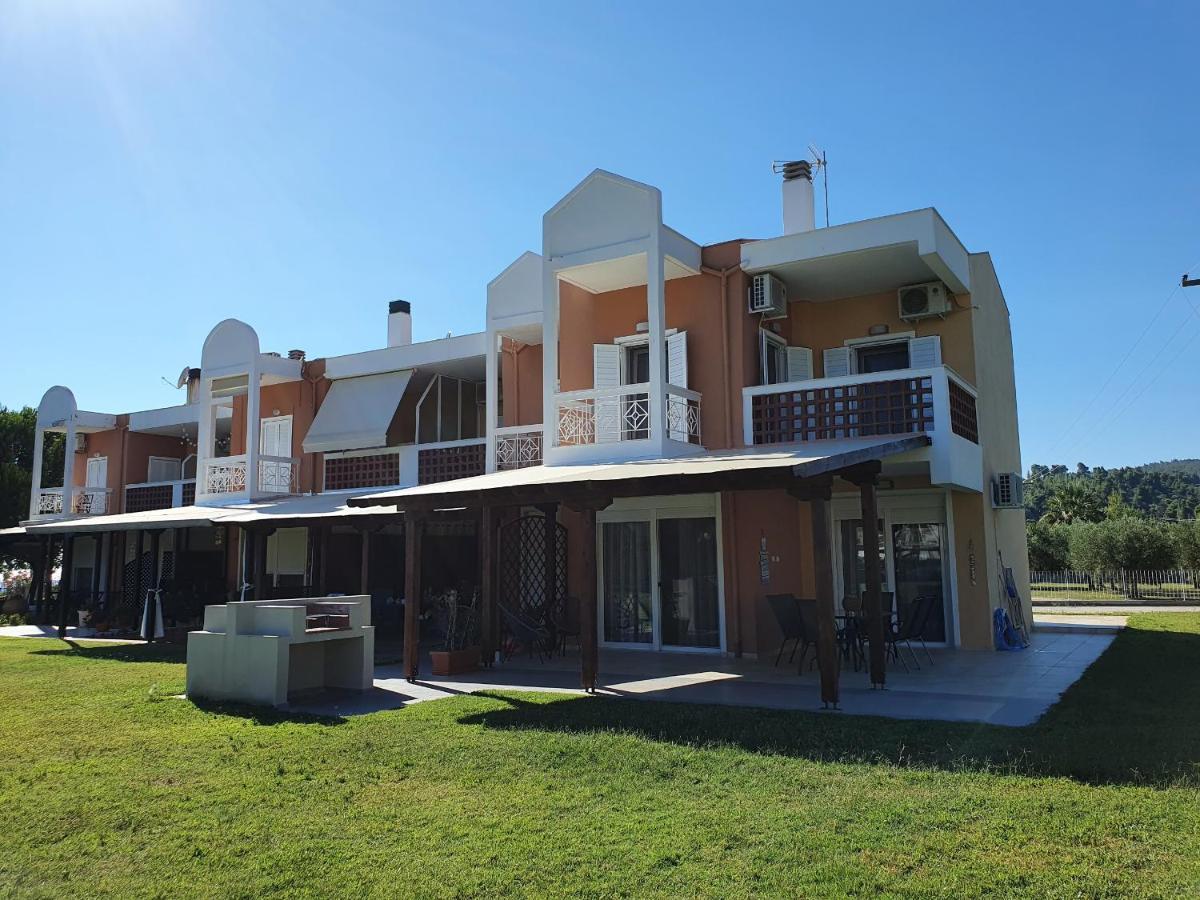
(41, 535), (55, 624)
(318, 526), (330, 596)
(793, 477), (839, 708)
(57, 533), (75, 639)
(858, 478), (887, 688)
(146, 529), (162, 643)
(134, 530), (145, 619)
(578, 506), (599, 692)
(403, 510), (426, 682)
(90, 535), (102, 608)
(359, 527), (371, 595)
(253, 528), (269, 602)
(479, 505), (496, 667)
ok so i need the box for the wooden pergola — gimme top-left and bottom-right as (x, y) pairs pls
(350, 435), (930, 707)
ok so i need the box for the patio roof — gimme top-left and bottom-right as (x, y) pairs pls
(350, 435), (932, 510)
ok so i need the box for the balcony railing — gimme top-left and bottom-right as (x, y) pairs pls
(742, 366), (979, 447)
(34, 486), (112, 518)
(554, 382), (701, 447)
(494, 426), (543, 470)
(322, 439), (487, 491)
(417, 440), (485, 485)
(202, 454), (299, 497)
(124, 479), (197, 513)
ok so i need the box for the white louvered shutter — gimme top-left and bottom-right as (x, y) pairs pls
(908, 335), (942, 369)
(593, 344), (622, 443)
(666, 331), (688, 388)
(786, 346), (813, 382)
(759, 330), (771, 385)
(823, 346), (853, 378)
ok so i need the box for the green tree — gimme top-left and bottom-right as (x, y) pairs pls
(0, 405), (63, 570)
(1040, 480), (1104, 525)
(1026, 521), (1070, 570)
(1068, 519), (1177, 572)
(1105, 491), (1136, 521)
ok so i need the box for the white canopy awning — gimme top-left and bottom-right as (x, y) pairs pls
(302, 370), (413, 454)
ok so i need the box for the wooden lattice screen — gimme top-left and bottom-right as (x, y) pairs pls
(418, 444), (485, 485)
(498, 513), (568, 620)
(751, 376), (935, 445)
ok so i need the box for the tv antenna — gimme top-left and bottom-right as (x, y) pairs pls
(808, 145), (829, 227)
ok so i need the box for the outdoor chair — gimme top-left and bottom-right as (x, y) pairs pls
(885, 595), (936, 671)
(902, 595), (938, 666)
(794, 597), (821, 674)
(766, 594), (804, 666)
(554, 596), (581, 656)
(499, 603), (553, 662)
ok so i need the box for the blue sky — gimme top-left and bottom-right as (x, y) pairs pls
(1, 0), (1197, 469)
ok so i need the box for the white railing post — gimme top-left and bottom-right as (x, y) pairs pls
(172, 481), (184, 508)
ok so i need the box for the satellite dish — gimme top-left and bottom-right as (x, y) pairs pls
(175, 367), (192, 389)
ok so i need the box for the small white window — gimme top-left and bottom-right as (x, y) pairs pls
(147, 456), (182, 483)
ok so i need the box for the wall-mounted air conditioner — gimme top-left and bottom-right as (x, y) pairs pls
(898, 281), (952, 321)
(992, 472), (1024, 509)
(748, 273), (788, 320)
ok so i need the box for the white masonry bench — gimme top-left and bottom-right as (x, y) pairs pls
(186, 596), (375, 708)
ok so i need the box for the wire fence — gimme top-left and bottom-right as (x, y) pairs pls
(1030, 570), (1200, 602)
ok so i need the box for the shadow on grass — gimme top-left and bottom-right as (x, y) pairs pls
(32, 640), (186, 664)
(188, 694), (349, 726)
(459, 623), (1200, 789)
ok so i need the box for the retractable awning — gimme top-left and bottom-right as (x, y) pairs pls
(302, 370), (413, 454)
(349, 435), (932, 509)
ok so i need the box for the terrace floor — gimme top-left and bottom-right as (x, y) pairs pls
(291, 629), (1116, 727)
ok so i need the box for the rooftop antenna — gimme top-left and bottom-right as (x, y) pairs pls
(808, 145), (829, 227)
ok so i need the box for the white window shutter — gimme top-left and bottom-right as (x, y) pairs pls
(86, 456), (108, 488)
(758, 330), (771, 385)
(666, 331), (688, 388)
(908, 335), (942, 369)
(786, 346), (813, 382)
(823, 346), (853, 378)
(593, 344), (622, 443)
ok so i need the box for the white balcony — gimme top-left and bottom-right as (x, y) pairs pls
(553, 383), (701, 449)
(494, 426), (544, 471)
(33, 486), (112, 519)
(201, 454), (300, 500)
(124, 479), (197, 513)
(742, 365), (981, 491)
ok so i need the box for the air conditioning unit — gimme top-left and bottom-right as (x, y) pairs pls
(992, 472), (1025, 509)
(748, 273), (788, 319)
(74, 433), (88, 454)
(898, 281), (952, 321)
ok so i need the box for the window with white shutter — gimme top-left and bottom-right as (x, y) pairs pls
(666, 331), (688, 388)
(823, 346), (853, 378)
(786, 346), (813, 382)
(593, 344), (622, 443)
(907, 335), (942, 369)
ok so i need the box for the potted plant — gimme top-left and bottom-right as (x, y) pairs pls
(429, 588), (481, 675)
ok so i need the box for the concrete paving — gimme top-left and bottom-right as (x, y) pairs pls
(286, 631), (1117, 727)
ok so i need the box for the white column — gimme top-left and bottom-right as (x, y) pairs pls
(245, 366), (261, 498)
(28, 426), (45, 520)
(485, 330), (500, 473)
(542, 263), (560, 449)
(61, 420), (77, 516)
(645, 248), (666, 455)
(196, 377), (215, 498)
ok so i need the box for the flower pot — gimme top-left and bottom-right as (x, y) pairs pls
(430, 646), (481, 675)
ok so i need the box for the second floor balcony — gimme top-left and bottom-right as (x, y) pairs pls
(322, 438), (487, 493)
(552, 383), (701, 450)
(124, 478), (198, 513)
(200, 454), (301, 500)
(34, 486), (113, 519)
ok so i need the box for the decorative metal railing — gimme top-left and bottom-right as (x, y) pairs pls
(36, 489), (63, 515)
(665, 386), (702, 445)
(34, 487), (111, 517)
(554, 383), (702, 447)
(494, 426), (543, 470)
(202, 455), (298, 497)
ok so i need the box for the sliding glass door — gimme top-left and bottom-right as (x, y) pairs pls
(891, 523), (947, 642)
(599, 506), (723, 652)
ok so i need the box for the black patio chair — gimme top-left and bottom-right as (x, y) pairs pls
(553, 595), (580, 656)
(794, 597), (821, 674)
(886, 595), (934, 671)
(766, 594), (803, 666)
(902, 595), (938, 666)
(499, 603), (553, 662)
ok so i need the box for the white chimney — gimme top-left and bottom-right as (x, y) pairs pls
(781, 160), (815, 235)
(387, 299), (412, 347)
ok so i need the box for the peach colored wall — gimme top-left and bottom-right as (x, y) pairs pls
(232, 367), (322, 494)
(71, 428), (123, 491)
(124, 432), (192, 485)
(500, 340), (543, 427)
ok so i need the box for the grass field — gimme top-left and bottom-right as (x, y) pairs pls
(1, 616), (1199, 897)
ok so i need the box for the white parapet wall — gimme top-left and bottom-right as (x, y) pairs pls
(186, 595), (374, 708)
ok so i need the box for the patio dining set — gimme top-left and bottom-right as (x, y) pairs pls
(767, 591), (938, 675)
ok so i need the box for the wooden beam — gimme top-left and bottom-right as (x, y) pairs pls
(578, 505), (598, 692)
(359, 529), (371, 596)
(89, 535), (102, 609)
(133, 530), (145, 620)
(403, 510), (425, 682)
(56, 533), (75, 639)
(146, 529), (162, 643)
(804, 482), (840, 708)
(318, 525), (329, 596)
(479, 505), (496, 667)
(252, 528), (268, 602)
(857, 478), (887, 688)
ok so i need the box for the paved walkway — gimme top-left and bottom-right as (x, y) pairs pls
(288, 631), (1116, 728)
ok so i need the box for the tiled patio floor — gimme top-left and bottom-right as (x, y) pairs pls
(296, 630), (1116, 727)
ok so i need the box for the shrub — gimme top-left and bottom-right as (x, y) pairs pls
(1068, 518), (1178, 572)
(1027, 521), (1070, 570)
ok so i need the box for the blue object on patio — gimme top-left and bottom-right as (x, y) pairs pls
(993, 607), (1026, 651)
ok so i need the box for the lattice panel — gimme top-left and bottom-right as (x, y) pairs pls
(418, 443), (485, 485)
(182, 482), (196, 505)
(948, 379), (979, 443)
(325, 452), (401, 491)
(126, 484), (173, 513)
(498, 513), (568, 621)
(751, 377), (934, 445)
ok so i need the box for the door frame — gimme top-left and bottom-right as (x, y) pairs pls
(597, 493), (726, 655)
(830, 488), (956, 647)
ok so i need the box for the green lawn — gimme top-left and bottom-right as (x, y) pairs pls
(1, 617), (1199, 898)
